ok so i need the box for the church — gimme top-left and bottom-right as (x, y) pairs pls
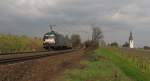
(129, 31), (134, 48)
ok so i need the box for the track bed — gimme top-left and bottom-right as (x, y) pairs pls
(0, 49), (84, 81)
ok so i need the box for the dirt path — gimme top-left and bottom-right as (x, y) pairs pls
(0, 50), (85, 81)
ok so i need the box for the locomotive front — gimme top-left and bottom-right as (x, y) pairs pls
(43, 31), (56, 49)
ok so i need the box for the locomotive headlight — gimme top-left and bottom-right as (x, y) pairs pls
(44, 38), (55, 44)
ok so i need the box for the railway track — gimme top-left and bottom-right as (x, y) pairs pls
(0, 50), (74, 65)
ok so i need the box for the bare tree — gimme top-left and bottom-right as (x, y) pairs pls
(92, 26), (104, 47)
(92, 26), (103, 41)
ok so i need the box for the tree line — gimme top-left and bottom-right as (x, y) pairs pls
(70, 26), (105, 49)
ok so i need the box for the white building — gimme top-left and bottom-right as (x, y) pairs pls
(129, 32), (134, 48)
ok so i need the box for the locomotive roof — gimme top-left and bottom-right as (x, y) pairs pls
(44, 31), (60, 35)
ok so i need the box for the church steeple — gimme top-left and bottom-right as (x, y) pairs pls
(129, 31), (133, 41)
(129, 31), (134, 48)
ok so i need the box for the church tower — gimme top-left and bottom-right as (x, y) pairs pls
(129, 31), (134, 48)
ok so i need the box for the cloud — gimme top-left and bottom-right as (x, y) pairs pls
(0, 0), (150, 47)
(0, 0), (60, 19)
(103, 3), (150, 32)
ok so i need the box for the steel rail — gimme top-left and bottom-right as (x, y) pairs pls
(0, 50), (48, 55)
(0, 49), (74, 65)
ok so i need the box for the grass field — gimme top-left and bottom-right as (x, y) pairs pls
(99, 48), (150, 81)
(56, 47), (150, 81)
(0, 34), (43, 53)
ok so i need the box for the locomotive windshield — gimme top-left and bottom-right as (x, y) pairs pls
(44, 34), (55, 39)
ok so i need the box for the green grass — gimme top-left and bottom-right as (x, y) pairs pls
(56, 48), (150, 81)
(66, 61), (133, 81)
(57, 49), (134, 81)
(96, 48), (150, 81)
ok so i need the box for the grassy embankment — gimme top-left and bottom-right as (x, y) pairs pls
(56, 48), (150, 81)
(0, 34), (43, 53)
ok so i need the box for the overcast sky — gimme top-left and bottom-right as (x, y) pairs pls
(0, 0), (150, 47)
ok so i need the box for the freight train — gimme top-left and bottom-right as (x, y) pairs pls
(43, 26), (72, 50)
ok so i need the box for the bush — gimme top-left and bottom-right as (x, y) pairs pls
(109, 42), (119, 47)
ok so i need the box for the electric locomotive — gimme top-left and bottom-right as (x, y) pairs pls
(43, 25), (72, 50)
